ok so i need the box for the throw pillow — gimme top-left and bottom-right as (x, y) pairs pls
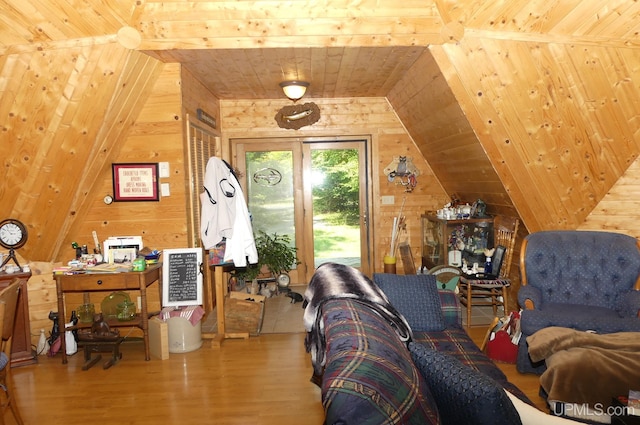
(374, 273), (446, 332)
(408, 342), (522, 425)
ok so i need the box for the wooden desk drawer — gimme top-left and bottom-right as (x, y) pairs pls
(57, 274), (143, 292)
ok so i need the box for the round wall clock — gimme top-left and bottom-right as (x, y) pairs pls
(0, 218), (28, 269)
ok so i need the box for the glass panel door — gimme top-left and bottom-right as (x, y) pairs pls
(235, 142), (304, 284)
(234, 137), (371, 283)
(303, 142), (369, 272)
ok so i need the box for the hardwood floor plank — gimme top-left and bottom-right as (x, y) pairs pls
(10, 334), (323, 425)
(7, 324), (546, 424)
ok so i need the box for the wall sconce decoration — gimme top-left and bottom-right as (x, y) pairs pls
(383, 156), (420, 192)
(274, 102), (321, 130)
(279, 81), (310, 101)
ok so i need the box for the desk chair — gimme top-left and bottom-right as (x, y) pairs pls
(458, 216), (519, 326)
(0, 280), (23, 425)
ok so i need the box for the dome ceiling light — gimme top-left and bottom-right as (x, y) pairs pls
(279, 81), (310, 101)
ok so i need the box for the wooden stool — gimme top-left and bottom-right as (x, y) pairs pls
(81, 338), (125, 370)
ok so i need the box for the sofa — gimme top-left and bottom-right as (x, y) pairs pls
(516, 230), (640, 374)
(303, 263), (580, 425)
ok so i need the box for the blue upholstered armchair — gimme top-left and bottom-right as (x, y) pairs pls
(516, 230), (640, 374)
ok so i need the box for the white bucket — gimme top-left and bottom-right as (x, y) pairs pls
(167, 316), (202, 353)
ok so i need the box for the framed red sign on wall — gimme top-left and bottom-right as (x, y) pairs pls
(112, 163), (159, 202)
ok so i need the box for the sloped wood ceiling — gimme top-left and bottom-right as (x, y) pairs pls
(2, 0), (640, 262)
(386, 50), (516, 219)
(430, 40), (640, 231)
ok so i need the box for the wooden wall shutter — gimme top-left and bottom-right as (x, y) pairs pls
(185, 118), (218, 247)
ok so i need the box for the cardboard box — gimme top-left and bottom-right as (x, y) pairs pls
(148, 316), (169, 360)
(226, 292), (265, 336)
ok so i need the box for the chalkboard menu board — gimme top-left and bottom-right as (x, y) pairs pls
(162, 248), (203, 307)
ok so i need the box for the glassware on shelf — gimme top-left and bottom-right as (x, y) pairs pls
(77, 303), (95, 323)
(116, 300), (136, 321)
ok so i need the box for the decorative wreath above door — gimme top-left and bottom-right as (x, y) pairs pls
(274, 102), (321, 130)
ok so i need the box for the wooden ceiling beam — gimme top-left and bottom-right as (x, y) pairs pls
(465, 29), (640, 50)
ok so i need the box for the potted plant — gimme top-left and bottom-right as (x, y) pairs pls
(229, 231), (299, 288)
(254, 231), (299, 279)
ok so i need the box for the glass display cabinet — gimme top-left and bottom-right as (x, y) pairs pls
(421, 214), (494, 271)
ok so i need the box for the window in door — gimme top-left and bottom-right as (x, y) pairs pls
(304, 142), (368, 270)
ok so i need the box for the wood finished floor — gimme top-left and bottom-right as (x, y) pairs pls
(5, 294), (548, 424)
(9, 334), (323, 425)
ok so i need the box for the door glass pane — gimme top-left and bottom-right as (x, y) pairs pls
(245, 151), (297, 271)
(311, 148), (361, 268)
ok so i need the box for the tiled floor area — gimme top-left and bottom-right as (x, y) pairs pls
(463, 303), (506, 327)
(261, 285), (307, 333)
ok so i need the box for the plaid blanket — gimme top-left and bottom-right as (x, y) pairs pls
(321, 299), (440, 425)
(304, 263), (412, 377)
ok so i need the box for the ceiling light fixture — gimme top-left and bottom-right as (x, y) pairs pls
(279, 81), (310, 101)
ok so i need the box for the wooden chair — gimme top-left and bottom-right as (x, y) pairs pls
(0, 280), (23, 425)
(458, 216), (519, 326)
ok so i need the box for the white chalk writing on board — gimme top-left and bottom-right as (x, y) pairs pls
(162, 248), (203, 307)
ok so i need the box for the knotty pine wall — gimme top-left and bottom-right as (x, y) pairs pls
(26, 63), (223, 342)
(428, 38), (640, 299)
(390, 43), (640, 309)
(580, 159), (640, 235)
(221, 97), (449, 276)
(1, 45), (165, 264)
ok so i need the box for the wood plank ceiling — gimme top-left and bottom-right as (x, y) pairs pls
(3, 1), (640, 101)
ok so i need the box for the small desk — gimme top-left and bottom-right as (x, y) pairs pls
(54, 264), (162, 364)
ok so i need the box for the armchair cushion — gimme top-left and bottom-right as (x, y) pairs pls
(522, 231), (640, 311)
(615, 290), (640, 318)
(521, 306), (640, 335)
(374, 273), (446, 332)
